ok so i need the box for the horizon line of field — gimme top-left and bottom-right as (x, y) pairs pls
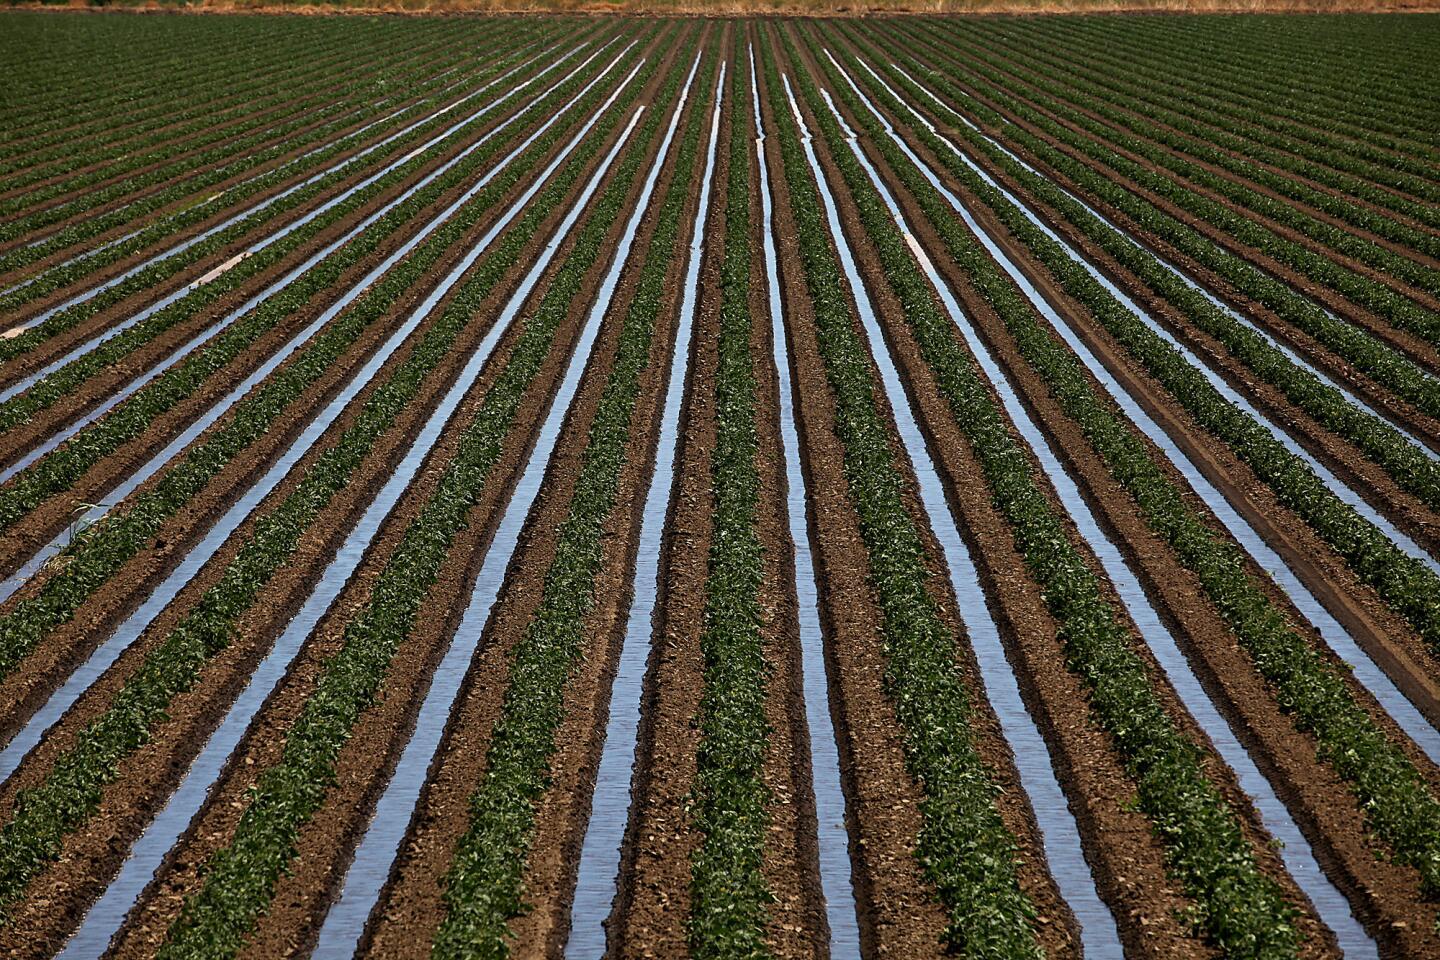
(0, 14), (1436, 960)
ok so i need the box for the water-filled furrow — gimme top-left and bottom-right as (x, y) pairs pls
(0, 43), (628, 602)
(310, 100), (657, 959)
(0, 52), (646, 788)
(4, 54), (486, 270)
(825, 58), (1380, 955)
(0, 39), (570, 375)
(53, 80), (649, 960)
(785, 72), (1122, 959)
(850, 55), (1440, 766)
(877, 61), (1440, 463)
(562, 59), (720, 960)
(0, 44), (589, 481)
(747, 53), (861, 958)
(3, 101), (390, 295)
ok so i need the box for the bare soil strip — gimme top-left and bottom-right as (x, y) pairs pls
(92, 32), (681, 958)
(355, 35), (709, 958)
(828, 27), (1440, 956)
(0, 74), (646, 959)
(895, 27), (1440, 375)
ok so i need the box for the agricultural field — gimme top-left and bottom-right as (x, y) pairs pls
(0, 9), (1437, 959)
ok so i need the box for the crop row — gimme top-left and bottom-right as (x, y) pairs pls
(958, 21), (1440, 235)
(0, 40), (602, 554)
(0, 29), (659, 926)
(1059, 16), (1439, 147)
(0, 15), (429, 150)
(0, 19), (333, 164)
(152, 40), (669, 960)
(1047, 17), (1440, 172)
(853, 26), (1440, 428)
(0, 37), (646, 688)
(684, 44), (775, 960)
(797, 28), (1300, 958)
(0, 22), (529, 277)
(0, 34), (418, 221)
(0, 19), (474, 191)
(894, 24), (1440, 345)
(911, 20), (1440, 297)
(827, 22), (1440, 922)
(0, 23), (569, 315)
(757, 33), (1046, 959)
(435, 45), (712, 960)
(987, 18), (1439, 195)
(853, 27), (1440, 660)
(833, 29), (1440, 519)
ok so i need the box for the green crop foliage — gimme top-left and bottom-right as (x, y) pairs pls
(686, 41), (775, 960)
(152, 36), (671, 960)
(0, 38), (632, 679)
(849, 24), (1440, 662)
(837, 14), (1440, 919)
(0, 31), (657, 918)
(433, 41), (712, 960)
(759, 29), (1044, 960)
(806, 28), (1300, 958)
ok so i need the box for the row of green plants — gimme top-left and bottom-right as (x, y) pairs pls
(863, 24), (1440, 419)
(827, 18), (1440, 910)
(945, 23), (1440, 256)
(0, 31), (569, 426)
(0, 29), (666, 922)
(0, 36), (649, 682)
(981, 18), (1439, 196)
(0, 22), (521, 274)
(684, 47), (775, 960)
(0, 38), (607, 547)
(2, 87), (371, 234)
(0, 34), (400, 214)
(924, 47), (1440, 431)
(0, 29), (560, 326)
(1045, 17), (1439, 173)
(0, 14), (430, 152)
(0, 22), (567, 309)
(797, 30), (1300, 958)
(898, 23), (1440, 346)
(433, 46), (711, 960)
(839, 28), (1440, 517)
(758, 33), (1045, 960)
(961, 20), (1439, 236)
(853, 26), (1440, 661)
(153, 39), (671, 959)
(0, 18), (473, 188)
(1061, 16), (1440, 150)
(916, 22), (1440, 295)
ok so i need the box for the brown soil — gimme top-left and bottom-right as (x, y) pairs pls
(824, 33), (1440, 952)
(0, 35), (669, 952)
(355, 30), (708, 959)
(89, 28), (684, 959)
(892, 25), (1440, 375)
(0, 27), (580, 400)
(0, 34), (600, 590)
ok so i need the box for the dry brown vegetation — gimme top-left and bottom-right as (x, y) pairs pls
(14, 0), (1440, 16)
